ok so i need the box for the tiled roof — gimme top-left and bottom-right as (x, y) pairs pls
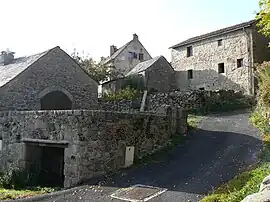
(103, 40), (132, 64)
(170, 19), (257, 49)
(125, 56), (162, 76)
(0, 50), (48, 87)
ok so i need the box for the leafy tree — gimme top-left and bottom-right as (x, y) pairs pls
(257, 0), (270, 37)
(71, 50), (111, 83)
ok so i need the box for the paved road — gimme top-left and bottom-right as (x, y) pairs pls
(43, 110), (262, 202)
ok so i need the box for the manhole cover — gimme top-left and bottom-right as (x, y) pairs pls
(110, 184), (167, 201)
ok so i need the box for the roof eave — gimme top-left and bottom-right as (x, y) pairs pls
(170, 24), (253, 49)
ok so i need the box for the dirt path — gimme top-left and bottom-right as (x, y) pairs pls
(43, 110), (262, 202)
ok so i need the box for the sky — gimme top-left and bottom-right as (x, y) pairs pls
(0, 0), (260, 62)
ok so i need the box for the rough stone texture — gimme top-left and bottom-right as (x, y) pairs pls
(0, 109), (187, 188)
(241, 175), (270, 201)
(98, 89), (250, 113)
(0, 47), (98, 111)
(171, 26), (270, 95)
(146, 90), (203, 112)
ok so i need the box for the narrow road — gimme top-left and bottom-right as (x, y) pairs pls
(44, 110), (262, 202)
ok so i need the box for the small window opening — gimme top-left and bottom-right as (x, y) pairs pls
(218, 63), (225, 73)
(187, 69), (193, 79)
(218, 39), (223, 46)
(237, 58), (244, 68)
(199, 87), (205, 90)
(139, 53), (144, 61)
(187, 46), (193, 57)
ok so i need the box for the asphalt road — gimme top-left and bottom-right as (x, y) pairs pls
(43, 110), (262, 202)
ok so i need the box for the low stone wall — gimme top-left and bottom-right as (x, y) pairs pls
(0, 109), (187, 188)
(146, 89), (252, 113)
(146, 90), (203, 112)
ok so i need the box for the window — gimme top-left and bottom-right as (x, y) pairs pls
(199, 87), (205, 90)
(128, 52), (133, 59)
(139, 53), (144, 61)
(133, 52), (137, 59)
(237, 58), (244, 68)
(218, 63), (225, 73)
(218, 39), (223, 46)
(187, 69), (193, 79)
(187, 46), (193, 57)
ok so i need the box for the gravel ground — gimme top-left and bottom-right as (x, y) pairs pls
(42, 110), (262, 202)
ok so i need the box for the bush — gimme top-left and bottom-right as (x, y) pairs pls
(102, 87), (139, 101)
(0, 166), (38, 189)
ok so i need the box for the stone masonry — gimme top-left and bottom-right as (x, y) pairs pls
(0, 109), (187, 188)
(171, 20), (270, 95)
(0, 47), (98, 111)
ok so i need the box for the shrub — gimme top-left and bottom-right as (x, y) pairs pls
(102, 87), (139, 101)
(0, 166), (38, 189)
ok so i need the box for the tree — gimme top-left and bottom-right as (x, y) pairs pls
(257, 0), (270, 37)
(71, 50), (111, 83)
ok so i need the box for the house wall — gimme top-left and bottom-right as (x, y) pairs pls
(171, 28), (253, 94)
(0, 47), (98, 110)
(112, 38), (152, 75)
(146, 57), (176, 92)
(0, 109), (187, 188)
(252, 24), (270, 64)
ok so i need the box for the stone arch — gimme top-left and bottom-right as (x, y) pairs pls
(39, 87), (73, 110)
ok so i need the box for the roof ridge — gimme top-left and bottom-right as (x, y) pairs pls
(170, 19), (257, 49)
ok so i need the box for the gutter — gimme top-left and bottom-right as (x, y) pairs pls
(243, 27), (254, 95)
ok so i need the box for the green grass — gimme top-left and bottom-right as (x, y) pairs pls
(201, 162), (270, 202)
(0, 187), (55, 200)
(187, 114), (199, 129)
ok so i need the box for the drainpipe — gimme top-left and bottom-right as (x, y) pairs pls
(243, 27), (254, 96)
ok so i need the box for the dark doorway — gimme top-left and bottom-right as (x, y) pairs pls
(41, 91), (72, 110)
(25, 144), (65, 187)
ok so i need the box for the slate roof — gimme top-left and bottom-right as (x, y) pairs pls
(126, 56), (162, 76)
(170, 19), (257, 49)
(103, 41), (132, 64)
(0, 50), (49, 87)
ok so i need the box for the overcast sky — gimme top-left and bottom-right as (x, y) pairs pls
(0, 0), (259, 62)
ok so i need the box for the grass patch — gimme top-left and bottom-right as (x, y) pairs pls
(0, 187), (55, 200)
(188, 114), (199, 130)
(201, 162), (270, 202)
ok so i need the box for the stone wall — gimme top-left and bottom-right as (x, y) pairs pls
(0, 47), (98, 111)
(171, 28), (253, 95)
(0, 109), (187, 188)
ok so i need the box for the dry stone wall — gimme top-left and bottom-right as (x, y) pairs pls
(0, 109), (187, 188)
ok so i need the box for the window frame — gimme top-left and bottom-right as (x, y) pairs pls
(139, 53), (144, 61)
(218, 39), (223, 47)
(237, 58), (244, 68)
(187, 69), (193, 79)
(187, 46), (193, 57)
(218, 63), (225, 74)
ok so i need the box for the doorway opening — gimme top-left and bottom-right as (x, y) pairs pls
(40, 91), (72, 110)
(24, 142), (66, 187)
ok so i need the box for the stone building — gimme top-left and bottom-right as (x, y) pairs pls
(0, 46), (98, 111)
(102, 56), (176, 93)
(170, 19), (270, 95)
(102, 33), (152, 77)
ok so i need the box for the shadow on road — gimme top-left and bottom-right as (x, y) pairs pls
(82, 127), (262, 196)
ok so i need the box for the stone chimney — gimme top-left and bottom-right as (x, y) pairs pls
(133, 33), (138, 40)
(0, 49), (15, 65)
(110, 45), (118, 56)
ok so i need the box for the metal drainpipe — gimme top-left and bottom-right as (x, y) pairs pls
(243, 27), (254, 95)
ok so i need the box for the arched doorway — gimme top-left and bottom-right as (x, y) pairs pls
(40, 91), (72, 110)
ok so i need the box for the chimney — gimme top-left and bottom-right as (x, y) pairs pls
(110, 45), (117, 56)
(133, 33), (138, 40)
(0, 49), (15, 65)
